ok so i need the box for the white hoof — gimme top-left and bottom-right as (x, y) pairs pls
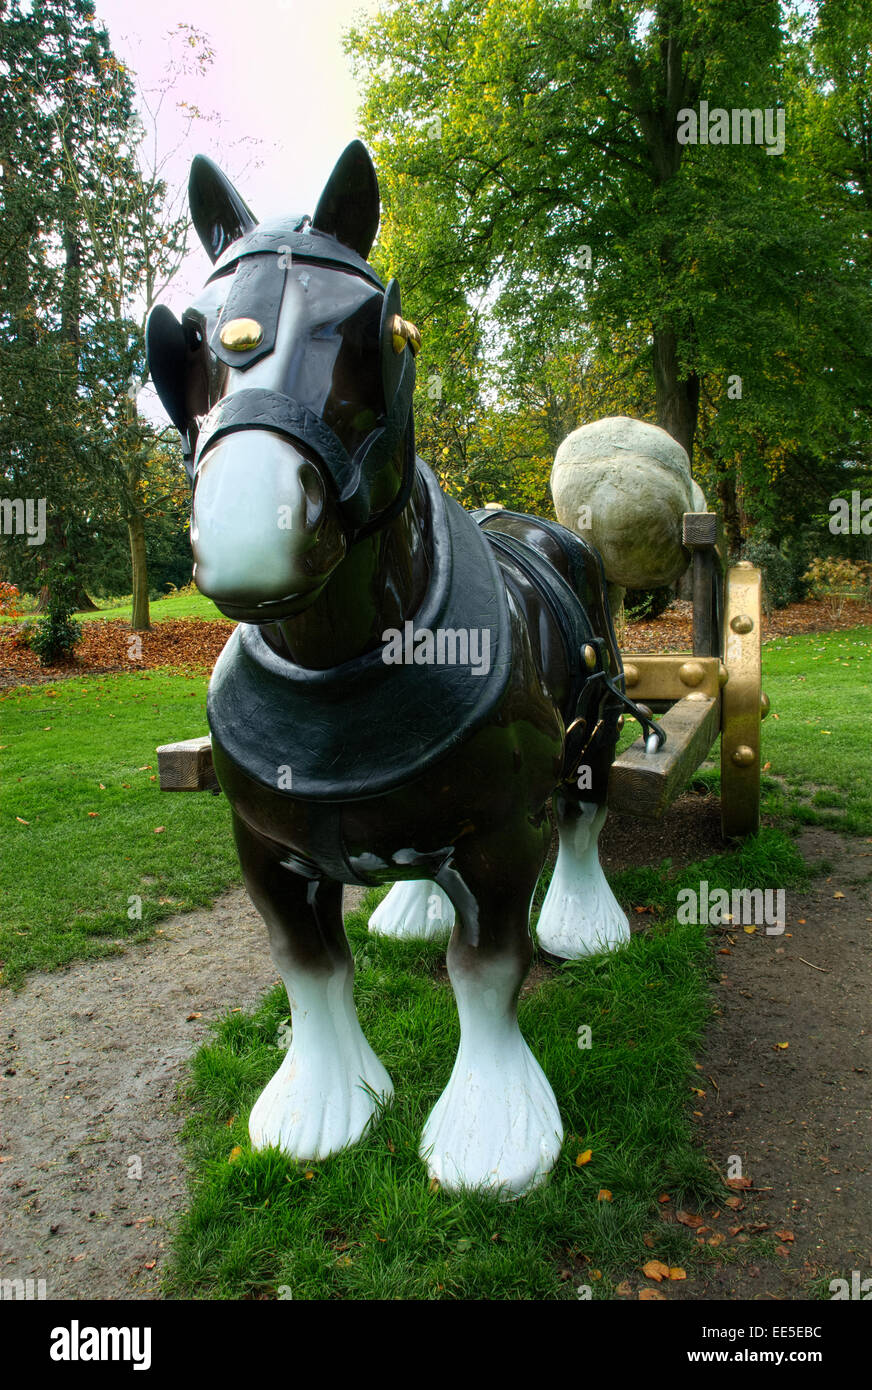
(249, 970), (393, 1160)
(536, 803), (629, 959)
(368, 880), (455, 941)
(420, 1032), (563, 1199)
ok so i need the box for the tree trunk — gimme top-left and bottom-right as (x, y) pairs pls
(652, 326), (700, 463)
(715, 473), (743, 555)
(128, 513), (151, 630)
(35, 584), (97, 613)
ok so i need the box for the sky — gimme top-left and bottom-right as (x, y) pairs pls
(91, 0), (383, 418)
(94, 0), (382, 307)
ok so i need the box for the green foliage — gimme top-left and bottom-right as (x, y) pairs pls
(740, 536), (800, 611)
(28, 604), (83, 666)
(25, 572), (83, 664)
(623, 585), (674, 622)
(347, 0), (872, 542)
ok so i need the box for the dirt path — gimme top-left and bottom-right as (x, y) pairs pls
(600, 811), (872, 1301)
(2, 811), (869, 1302)
(0, 885), (364, 1300)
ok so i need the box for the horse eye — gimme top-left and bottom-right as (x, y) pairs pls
(185, 321), (204, 351)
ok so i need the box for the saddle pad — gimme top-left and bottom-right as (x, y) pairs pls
(207, 463), (512, 801)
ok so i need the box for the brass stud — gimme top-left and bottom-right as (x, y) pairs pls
(583, 643), (597, 671)
(735, 560), (754, 570)
(219, 317), (264, 352)
(616, 715), (624, 731)
(623, 662), (639, 688)
(760, 692), (771, 719)
(730, 613), (754, 634)
(684, 691), (707, 702)
(679, 660), (705, 687)
(390, 314), (422, 356)
(718, 662), (729, 687)
(731, 744), (756, 767)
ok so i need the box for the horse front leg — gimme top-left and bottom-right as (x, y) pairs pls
(232, 813), (393, 1160)
(420, 826), (562, 1199)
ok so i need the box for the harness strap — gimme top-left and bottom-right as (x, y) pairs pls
(192, 346), (416, 537)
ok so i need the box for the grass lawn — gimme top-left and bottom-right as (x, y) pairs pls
(76, 591), (224, 624)
(0, 590), (223, 626)
(2, 622), (868, 1298)
(0, 669), (239, 986)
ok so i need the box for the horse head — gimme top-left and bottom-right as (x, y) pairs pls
(146, 141), (420, 624)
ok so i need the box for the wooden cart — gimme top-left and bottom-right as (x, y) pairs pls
(608, 512), (768, 838)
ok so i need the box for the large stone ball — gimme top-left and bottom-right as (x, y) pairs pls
(551, 416), (698, 588)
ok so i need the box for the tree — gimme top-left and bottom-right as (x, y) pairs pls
(348, 0), (872, 548)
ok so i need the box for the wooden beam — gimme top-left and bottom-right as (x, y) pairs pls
(608, 695), (720, 820)
(156, 734), (218, 791)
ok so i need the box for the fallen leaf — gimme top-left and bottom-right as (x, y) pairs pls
(639, 1288), (666, 1300)
(774, 1230), (795, 1242)
(228, 1146), (243, 1162)
(668, 1267), (687, 1281)
(615, 1280), (633, 1296)
(642, 1259), (670, 1281)
(642, 1234), (656, 1249)
(774, 1041), (789, 1050)
(676, 1210), (705, 1228)
(154, 826), (165, 834)
(658, 1193), (671, 1204)
(576, 1149), (593, 1166)
(597, 1189), (613, 1202)
(726, 1176), (752, 1190)
(144, 1260), (156, 1270)
(775, 1245), (791, 1257)
(833, 891), (845, 899)
(15, 816), (29, 824)
(186, 1012), (202, 1021)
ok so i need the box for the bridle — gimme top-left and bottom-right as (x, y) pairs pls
(186, 219), (419, 543)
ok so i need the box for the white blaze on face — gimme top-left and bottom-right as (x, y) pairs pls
(191, 430), (329, 607)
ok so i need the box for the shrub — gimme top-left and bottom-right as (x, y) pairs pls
(28, 596), (83, 666)
(0, 580), (22, 617)
(802, 556), (868, 619)
(623, 584), (674, 622)
(739, 537), (798, 612)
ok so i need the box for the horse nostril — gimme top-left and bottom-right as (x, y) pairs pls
(299, 463), (325, 529)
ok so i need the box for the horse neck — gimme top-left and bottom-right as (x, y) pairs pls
(264, 469), (431, 670)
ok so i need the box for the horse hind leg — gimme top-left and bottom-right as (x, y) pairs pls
(420, 830), (562, 1199)
(368, 879), (455, 940)
(232, 813), (393, 1160)
(535, 785), (630, 960)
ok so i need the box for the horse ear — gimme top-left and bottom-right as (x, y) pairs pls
(312, 141), (380, 260)
(189, 155), (257, 263)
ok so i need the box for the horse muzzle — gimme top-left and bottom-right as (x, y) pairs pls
(191, 429), (346, 620)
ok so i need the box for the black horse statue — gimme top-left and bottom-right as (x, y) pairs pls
(146, 142), (661, 1197)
